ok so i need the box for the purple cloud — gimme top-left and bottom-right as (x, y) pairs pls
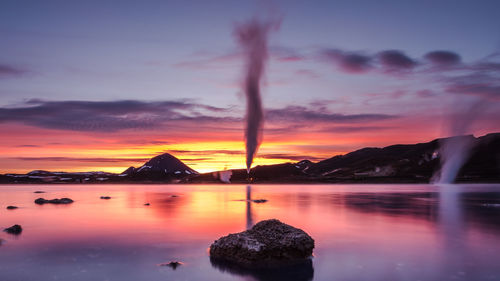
(377, 50), (417, 70)
(424, 50), (461, 65)
(322, 49), (373, 73)
(0, 99), (233, 132)
(0, 64), (25, 77)
(446, 83), (500, 100)
(266, 106), (398, 123)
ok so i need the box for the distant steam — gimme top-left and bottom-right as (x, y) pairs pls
(432, 101), (486, 183)
(234, 19), (277, 173)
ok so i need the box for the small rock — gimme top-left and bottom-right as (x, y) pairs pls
(6, 206), (18, 210)
(34, 198), (74, 205)
(171, 195), (179, 198)
(144, 203), (150, 206)
(4, 224), (22, 235)
(100, 196), (111, 200)
(33, 191), (46, 193)
(159, 261), (183, 269)
(209, 219), (314, 267)
(252, 199), (268, 203)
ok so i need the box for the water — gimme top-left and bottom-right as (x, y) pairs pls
(1, 184), (500, 281)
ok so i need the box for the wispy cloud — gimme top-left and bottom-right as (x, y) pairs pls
(0, 99), (233, 132)
(0, 64), (26, 77)
(258, 153), (324, 162)
(10, 157), (150, 163)
(0, 99), (398, 132)
(266, 106), (398, 123)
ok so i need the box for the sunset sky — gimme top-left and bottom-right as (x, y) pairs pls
(1, 0), (500, 173)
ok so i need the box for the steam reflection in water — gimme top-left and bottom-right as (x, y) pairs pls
(0, 184), (499, 281)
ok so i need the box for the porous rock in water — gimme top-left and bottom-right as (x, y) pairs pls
(34, 198), (74, 205)
(6, 206), (18, 210)
(209, 219), (314, 267)
(4, 224), (22, 235)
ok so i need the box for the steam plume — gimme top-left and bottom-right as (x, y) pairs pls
(432, 101), (486, 183)
(234, 20), (276, 173)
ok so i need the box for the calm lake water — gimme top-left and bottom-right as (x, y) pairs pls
(1, 184), (500, 281)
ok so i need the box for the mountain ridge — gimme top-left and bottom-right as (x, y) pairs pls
(1, 133), (499, 184)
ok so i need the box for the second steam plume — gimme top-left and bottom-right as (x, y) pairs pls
(234, 19), (276, 173)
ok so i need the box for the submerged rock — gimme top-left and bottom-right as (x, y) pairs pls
(4, 224), (22, 235)
(100, 196), (111, 200)
(6, 206), (18, 210)
(34, 198), (74, 205)
(158, 261), (183, 269)
(33, 191), (46, 193)
(144, 203), (150, 206)
(252, 199), (268, 203)
(209, 219), (314, 267)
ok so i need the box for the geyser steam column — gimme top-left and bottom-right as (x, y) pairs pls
(234, 20), (276, 174)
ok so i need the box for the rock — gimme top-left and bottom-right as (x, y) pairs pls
(252, 199), (268, 203)
(144, 203), (150, 206)
(209, 219), (314, 267)
(6, 206), (18, 210)
(158, 261), (183, 269)
(33, 191), (46, 193)
(100, 196), (111, 200)
(4, 224), (22, 235)
(34, 198), (74, 205)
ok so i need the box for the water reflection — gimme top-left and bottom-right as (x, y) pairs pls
(246, 185), (253, 229)
(210, 257), (314, 281)
(1, 184), (500, 281)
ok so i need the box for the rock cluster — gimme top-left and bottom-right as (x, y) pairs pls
(34, 198), (74, 205)
(209, 219), (314, 267)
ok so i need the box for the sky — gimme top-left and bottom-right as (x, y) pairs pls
(1, 0), (500, 173)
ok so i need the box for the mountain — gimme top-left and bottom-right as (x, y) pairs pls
(0, 153), (197, 184)
(1, 134), (499, 184)
(123, 153), (198, 181)
(185, 133), (500, 184)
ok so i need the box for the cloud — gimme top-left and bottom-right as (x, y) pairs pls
(0, 99), (401, 135)
(443, 73), (500, 100)
(424, 50), (461, 65)
(0, 64), (26, 77)
(270, 46), (304, 62)
(446, 83), (500, 100)
(10, 157), (150, 163)
(0, 99), (233, 132)
(168, 149), (242, 155)
(415, 89), (437, 98)
(258, 153), (324, 162)
(377, 50), (417, 70)
(15, 144), (41, 148)
(322, 49), (373, 73)
(319, 126), (394, 133)
(266, 106), (398, 123)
